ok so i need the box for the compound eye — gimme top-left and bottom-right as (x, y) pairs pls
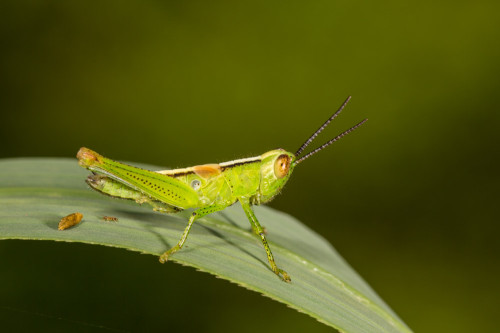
(274, 154), (291, 179)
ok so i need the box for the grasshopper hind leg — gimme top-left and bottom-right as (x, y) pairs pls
(150, 200), (183, 214)
(86, 174), (182, 213)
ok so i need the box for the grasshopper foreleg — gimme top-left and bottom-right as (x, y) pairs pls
(240, 198), (291, 282)
(159, 203), (228, 263)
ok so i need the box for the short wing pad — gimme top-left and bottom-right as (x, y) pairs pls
(192, 164), (221, 179)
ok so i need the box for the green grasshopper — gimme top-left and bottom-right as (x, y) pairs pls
(77, 97), (367, 282)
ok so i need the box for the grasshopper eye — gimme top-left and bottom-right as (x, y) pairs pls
(190, 179), (201, 190)
(274, 154), (291, 179)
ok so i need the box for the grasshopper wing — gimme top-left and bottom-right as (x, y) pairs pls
(77, 148), (199, 209)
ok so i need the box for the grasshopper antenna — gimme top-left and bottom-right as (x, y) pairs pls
(295, 96), (352, 157)
(295, 118), (368, 164)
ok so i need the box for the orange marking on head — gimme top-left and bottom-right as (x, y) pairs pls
(192, 164), (222, 179)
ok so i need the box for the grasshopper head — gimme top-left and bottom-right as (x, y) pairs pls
(258, 149), (297, 202)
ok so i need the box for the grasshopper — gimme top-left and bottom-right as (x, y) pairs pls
(77, 97), (367, 282)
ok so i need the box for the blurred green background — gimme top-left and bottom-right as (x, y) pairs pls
(1, 0), (499, 332)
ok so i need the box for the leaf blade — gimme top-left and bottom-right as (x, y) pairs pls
(0, 158), (411, 333)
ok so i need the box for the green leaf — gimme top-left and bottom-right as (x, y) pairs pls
(0, 158), (411, 333)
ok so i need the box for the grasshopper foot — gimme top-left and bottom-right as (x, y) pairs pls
(275, 268), (291, 283)
(159, 253), (169, 264)
(159, 246), (180, 264)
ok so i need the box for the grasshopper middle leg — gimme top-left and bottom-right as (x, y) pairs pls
(159, 203), (227, 263)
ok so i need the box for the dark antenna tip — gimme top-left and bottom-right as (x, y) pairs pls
(295, 96), (352, 157)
